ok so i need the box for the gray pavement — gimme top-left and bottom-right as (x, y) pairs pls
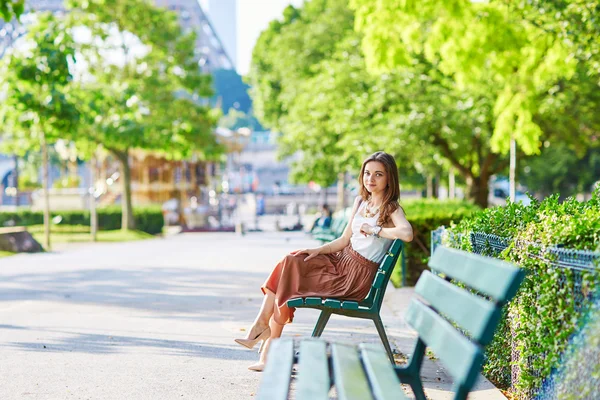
(0, 231), (504, 399)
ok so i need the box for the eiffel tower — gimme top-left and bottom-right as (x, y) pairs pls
(0, 0), (234, 71)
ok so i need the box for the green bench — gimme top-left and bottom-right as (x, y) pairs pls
(287, 239), (405, 363)
(311, 207), (351, 243)
(257, 246), (525, 400)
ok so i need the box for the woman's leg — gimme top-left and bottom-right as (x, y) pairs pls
(243, 289), (275, 340)
(250, 316), (285, 369)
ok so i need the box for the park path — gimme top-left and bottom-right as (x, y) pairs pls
(0, 231), (503, 399)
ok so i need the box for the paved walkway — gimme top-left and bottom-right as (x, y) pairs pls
(0, 232), (504, 399)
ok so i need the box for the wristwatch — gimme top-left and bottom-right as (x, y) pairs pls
(371, 225), (382, 238)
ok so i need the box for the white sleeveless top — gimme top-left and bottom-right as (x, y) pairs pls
(350, 201), (394, 264)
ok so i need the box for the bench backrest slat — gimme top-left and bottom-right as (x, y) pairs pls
(331, 343), (375, 400)
(359, 344), (404, 400)
(405, 298), (484, 390)
(361, 240), (403, 308)
(296, 340), (330, 400)
(429, 246), (524, 303)
(257, 339), (295, 400)
(414, 271), (501, 345)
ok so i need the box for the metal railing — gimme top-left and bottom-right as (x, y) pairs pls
(431, 226), (600, 397)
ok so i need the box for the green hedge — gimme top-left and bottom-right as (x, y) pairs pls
(0, 205), (164, 235)
(446, 190), (600, 398)
(391, 199), (480, 287)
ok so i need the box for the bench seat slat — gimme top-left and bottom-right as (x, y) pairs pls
(296, 340), (330, 400)
(288, 298), (304, 307)
(429, 247), (524, 303)
(405, 298), (484, 390)
(323, 299), (341, 309)
(331, 343), (374, 400)
(257, 339), (295, 400)
(359, 344), (407, 400)
(306, 297), (323, 306)
(341, 301), (359, 310)
(415, 271), (501, 345)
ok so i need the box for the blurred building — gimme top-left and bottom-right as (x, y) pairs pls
(199, 0), (237, 69)
(0, 0), (234, 71)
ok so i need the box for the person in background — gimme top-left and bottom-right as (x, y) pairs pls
(309, 204), (332, 233)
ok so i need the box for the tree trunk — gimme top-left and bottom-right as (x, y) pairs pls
(114, 149), (135, 231)
(13, 155), (19, 206)
(336, 172), (346, 211)
(426, 175), (434, 198)
(467, 175), (490, 208)
(509, 136), (516, 202)
(449, 168), (455, 200)
(41, 134), (51, 250)
(90, 155), (98, 241)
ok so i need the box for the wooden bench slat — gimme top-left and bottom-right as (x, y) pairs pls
(257, 339), (295, 400)
(288, 298), (304, 307)
(372, 272), (386, 289)
(359, 344), (407, 400)
(323, 299), (341, 309)
(429, 246), (524, 303)
(405, 298), (484, 389)
(331, 343), (374, 400)
(379, 254), (395, 274)
(295, 340), (330, 400)
(415, 271), (501, 344)
(341, 301), (359, 310)
(306, 297), (323, 306)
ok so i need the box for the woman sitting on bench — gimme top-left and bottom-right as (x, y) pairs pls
(234, 151), (414, 371)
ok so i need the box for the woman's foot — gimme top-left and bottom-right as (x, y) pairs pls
(247, 362), (265, 372)
(234, 323), (270, 350)
(248, 338), (271, 371)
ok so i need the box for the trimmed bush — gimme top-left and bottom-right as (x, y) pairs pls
(391, 199), (480, 287)
(0, 206), (164, 235)
(445, 189), (600, 398)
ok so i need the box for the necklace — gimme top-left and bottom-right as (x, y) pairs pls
(364, 201), (380, 218)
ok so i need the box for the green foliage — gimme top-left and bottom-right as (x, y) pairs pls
(390, 199), (480, 287)
(350, 0), (592, 156)
(219, 108), (263, 131)
(248, 0), (512, 205)
(447, 190), (600, 397)
(0, 0), (24, 21)
(0, 206), (164, 234)
(52, 176), (81, 189)
(520, 144), (600, 198)
(0, 13), (80, 155)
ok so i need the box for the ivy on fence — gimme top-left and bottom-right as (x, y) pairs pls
(434, 189), (600, 399)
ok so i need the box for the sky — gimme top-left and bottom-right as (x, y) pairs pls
(236, 0), (304, 75)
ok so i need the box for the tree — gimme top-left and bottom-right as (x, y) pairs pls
(65, 0), (220, 230)
(0, 13), (80, 249)
(248, 0), (511, 206)
(350, 0), (599, 160)
(0, 0), (24, 21)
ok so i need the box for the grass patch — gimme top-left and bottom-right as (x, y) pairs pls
(28, 225), (156, 244)
(0, 251), (16, 258)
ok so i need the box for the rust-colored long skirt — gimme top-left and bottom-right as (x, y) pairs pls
(261, 245), (379, 325)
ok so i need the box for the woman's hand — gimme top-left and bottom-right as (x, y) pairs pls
(360, 223), (375, 237)
(290, 248), (322, 261)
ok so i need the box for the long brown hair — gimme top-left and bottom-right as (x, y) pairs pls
(358, 151), (401, 226)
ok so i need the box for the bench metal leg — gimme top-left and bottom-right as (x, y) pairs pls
(311, 310), (332, 337)
(372, 316), (395, 364)
(396, 338), (427, 400)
